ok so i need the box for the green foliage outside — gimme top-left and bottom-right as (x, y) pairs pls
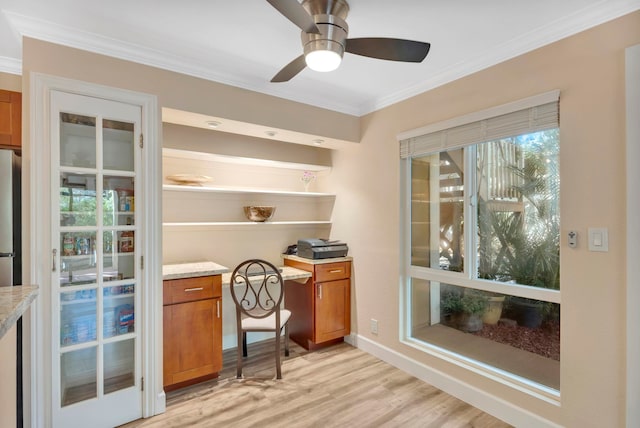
(442, 290), (488, 315)
(477, 129), (560, 291)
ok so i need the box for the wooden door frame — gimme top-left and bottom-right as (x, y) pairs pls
(27, 73), (162, 426)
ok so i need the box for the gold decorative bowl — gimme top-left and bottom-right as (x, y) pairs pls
(243, 206), (276, 222)
(166, 174), (213, 186)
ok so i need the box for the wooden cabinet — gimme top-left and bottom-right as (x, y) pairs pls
(0, 90), (21, 149)
(283, 258), (351, 350)
(163, 275), (222, 391)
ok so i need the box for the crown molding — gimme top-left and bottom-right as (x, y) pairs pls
(358, 0), (640, 115)
(0, 55), (21, 75)
(5, 1), (640, 117)
(4, 11), (361, 116)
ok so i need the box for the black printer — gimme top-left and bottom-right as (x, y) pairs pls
(297, 238), (348, 260)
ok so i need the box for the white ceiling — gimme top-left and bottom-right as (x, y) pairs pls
(1, 0), (639, 116)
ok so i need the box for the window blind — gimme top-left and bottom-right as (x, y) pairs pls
(399, 91), (559, 159)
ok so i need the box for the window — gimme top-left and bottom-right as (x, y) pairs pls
(400, 92), (561, 395)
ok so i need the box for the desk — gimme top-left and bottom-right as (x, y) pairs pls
(162, 262), (228, 391)
(282, 256), (352, 350)
(162, 261), (229, 281)
(221, 265), (311, 286)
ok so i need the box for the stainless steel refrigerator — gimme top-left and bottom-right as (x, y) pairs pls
(0, 148), (22, 428)
(0, 148), (21, 286)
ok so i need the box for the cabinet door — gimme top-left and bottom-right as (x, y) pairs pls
(163, 298), (221, 387)
(314, 279), (350, 343)
(51, 91), (143, 428)
(0, 89), (21, 148)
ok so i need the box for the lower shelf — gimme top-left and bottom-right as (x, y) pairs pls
(163, 221), (331, 230)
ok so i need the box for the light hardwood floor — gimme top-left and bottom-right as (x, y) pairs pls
(121, 340), (512, 428)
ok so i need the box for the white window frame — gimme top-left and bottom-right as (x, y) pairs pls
(625, 43), (640, 428)
(398, 92), (562, 403)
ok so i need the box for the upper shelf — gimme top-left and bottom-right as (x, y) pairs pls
(162, 184), (335, 197)
(163, 148), (331, 172)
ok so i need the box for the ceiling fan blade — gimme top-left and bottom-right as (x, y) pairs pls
(345, 38), (431, 62)
(271, 55), (307, 82)
(266, 0), (321, 34)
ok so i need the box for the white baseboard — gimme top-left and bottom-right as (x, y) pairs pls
(351, 334), (561, 428)
(155, 391), (166, 415)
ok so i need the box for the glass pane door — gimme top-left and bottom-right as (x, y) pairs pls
(52, 91), (142, 426)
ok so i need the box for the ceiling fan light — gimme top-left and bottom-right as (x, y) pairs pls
(305, 49), (342, 72)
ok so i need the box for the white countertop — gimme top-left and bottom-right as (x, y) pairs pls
(162, 261), (311, 286)
(162, 261), (230, 280)
(281, 254), (353, 265)
(0, 285), (39, 339)
(222, 266), (311, 286)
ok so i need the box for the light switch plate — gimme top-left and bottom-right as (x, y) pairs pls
(370, 318), (378, 335)
(588, 228), (609, 252)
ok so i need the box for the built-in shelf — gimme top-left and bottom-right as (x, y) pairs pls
(60, 253), (134, 260)
(163, 221), (332, 229)
(61, 293), (133, 306)
(162, 184), (334, 197)
(162, 148), (335, 230)
(163, 148), (331, 172)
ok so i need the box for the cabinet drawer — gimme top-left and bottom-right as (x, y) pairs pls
(163, 275), (221, 305)
(315, 262), (350, 282)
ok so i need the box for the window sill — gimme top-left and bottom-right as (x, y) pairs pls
(404, 324), (560, 405)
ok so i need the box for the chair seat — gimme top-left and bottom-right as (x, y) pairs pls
(242, 309), (291, 331)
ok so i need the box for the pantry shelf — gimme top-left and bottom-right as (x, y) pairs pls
(162, 184), (334, 198)
(163, 148), (331, 172)
(163, 220), (332, 230)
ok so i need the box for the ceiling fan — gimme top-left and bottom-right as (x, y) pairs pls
(267, 0), (431, 82)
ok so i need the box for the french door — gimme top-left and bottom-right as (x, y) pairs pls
(50, 90), (143, 427)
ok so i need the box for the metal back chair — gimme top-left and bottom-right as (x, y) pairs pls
(229, 259), (291, 379)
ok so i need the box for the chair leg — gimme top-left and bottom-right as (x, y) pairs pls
(242, 331), (248, 357)
(275, 329), (282, 379)
(284, 323), (290, 357)
(236, 329), (243, 379)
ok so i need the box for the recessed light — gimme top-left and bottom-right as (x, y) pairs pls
(206, 120), (221, 129)
(312, 139), (324, 146)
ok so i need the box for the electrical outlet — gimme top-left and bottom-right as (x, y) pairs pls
(370, 318), (378, 335)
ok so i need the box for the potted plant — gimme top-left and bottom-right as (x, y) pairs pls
(499, 202), (559, 327)
(477, 139), (560, 329)
(481, 293), (506, 325)
(441, 290), (488, 333)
